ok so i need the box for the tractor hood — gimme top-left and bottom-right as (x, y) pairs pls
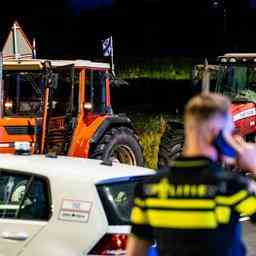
(0, 117), (36, 153)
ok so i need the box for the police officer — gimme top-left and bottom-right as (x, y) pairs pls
(127, 93), (256, 256)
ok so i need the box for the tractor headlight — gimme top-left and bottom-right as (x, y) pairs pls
(84, 102), (93, 110)
(4, 101), (13, 109)
(220, 57), (227, 63)
(14, 142), (31, 155)
(229, 57), (236, 63)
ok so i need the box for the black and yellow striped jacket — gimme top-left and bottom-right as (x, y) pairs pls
(130, 156), (256, 256)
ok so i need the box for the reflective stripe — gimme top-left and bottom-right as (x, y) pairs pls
(150, 178), (170, 198)
(215, 190), (247, 205)
(173, 160), (209, 168)
(145, 198), (215, 209)
(130, 207), (148, 225)
(147, 210), (217, 229)
(134, 198), (145, 207)
(215, 206), (231, 224)
(149, 181), (208, 198)
(198, 185), (207, 197)
(235, 196), (256, 216)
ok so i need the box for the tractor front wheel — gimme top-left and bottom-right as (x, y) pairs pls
(90, 127), (144, 166)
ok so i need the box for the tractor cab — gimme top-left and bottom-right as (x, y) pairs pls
(0, 59), (112, 155)
(0, 21), (144, 166)
(215, 54), (256, 137)
(193, 53), (256, 137)
(216, 53), (256, 102)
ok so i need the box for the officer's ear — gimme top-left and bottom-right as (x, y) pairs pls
(210, 114), (228, 138)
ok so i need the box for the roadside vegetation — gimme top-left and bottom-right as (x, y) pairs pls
(115, 57), (197, 168)
(129, 113), (180, 169)
(117, 57), (197, 80)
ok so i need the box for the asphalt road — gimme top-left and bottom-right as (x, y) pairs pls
(243, 221), (256, 256)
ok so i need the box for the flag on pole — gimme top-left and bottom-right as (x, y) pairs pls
(102, 36), (115, 76)
(102, 36), (113, 57)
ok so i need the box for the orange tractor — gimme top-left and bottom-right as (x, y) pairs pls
(0, 23), (144, 165)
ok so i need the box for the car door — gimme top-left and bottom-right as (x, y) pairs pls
(0, 170), (51, 256)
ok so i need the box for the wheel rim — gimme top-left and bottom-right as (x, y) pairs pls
(111, 145), (137, 165)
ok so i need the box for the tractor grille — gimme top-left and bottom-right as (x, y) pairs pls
(4, 126), (35, 135)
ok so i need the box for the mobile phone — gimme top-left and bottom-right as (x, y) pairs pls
(213, 131), (237, 159)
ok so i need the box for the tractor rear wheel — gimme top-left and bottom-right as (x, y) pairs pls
(90, 127), (144, 166)
(158, 124), (184, 168)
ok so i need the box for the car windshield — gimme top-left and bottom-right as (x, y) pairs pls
(216, 65), (256, 101)
(3, 71), (43, 117)
(97, 177), (149, 225)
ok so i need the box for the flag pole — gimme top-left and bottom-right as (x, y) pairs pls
(13, 22), (19, 60)
(33, 38), (37, 59)
(111, 36), (115, 76)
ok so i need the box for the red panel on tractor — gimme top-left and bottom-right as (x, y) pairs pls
(231, 102), (256, 136)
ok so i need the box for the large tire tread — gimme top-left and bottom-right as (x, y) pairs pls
(90, 126), (144, 166)
(158, 124), (184, 168)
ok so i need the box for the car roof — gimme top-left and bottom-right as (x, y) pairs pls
(0, 154), (155, 183)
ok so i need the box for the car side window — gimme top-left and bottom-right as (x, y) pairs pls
(0, 170), (51, 221)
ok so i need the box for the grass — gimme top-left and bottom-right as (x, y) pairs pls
(117, 57), (197, 80)
(128, 113), (170, 169)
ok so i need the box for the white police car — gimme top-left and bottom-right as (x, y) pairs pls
(0, 154), (155, 256)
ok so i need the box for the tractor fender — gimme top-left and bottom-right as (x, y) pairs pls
(90, 115), (133, 146)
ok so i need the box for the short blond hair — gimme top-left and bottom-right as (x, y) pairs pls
(185, 93), (231, 123)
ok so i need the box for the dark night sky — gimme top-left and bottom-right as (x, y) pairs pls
(249, 0), (256, 8)
(68, 0), (113, 13)
(0, 0), (255, 61)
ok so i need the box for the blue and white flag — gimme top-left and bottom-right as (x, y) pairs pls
(102, 36), (113, 57)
